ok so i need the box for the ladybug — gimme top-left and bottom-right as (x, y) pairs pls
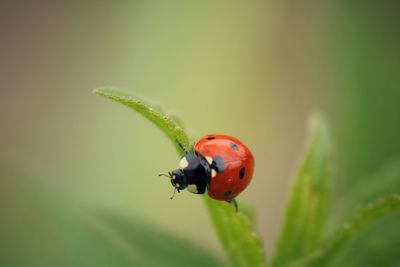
(160, 134), (254, 210)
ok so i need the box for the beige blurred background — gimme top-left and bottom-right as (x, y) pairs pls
(1, 1), (399, 264)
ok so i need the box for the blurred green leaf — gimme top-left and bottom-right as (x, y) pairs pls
(326, 157), (400, 267)
(289, 194), (400, 267)
(325, 211), (400, 267)
(93, 87), (190, 154)
(94, 87), (267, 267)
(270, 115), (332, 267)
(86, 212), (226, 267)
(339, 156), (400, 213)
(0, 169), (225, 267)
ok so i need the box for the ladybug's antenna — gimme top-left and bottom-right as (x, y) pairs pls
(158, 172), (172, 179)
(170, 187), (180, 200)
(170, 187), (177, 200)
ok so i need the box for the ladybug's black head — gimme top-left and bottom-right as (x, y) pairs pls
(160, 152), (211, 198)
(170, 169), (187, 190)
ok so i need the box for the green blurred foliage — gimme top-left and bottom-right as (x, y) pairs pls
(0, 168), (224, 267)
(328, 210), (400, 267)
(322, 2), (400, 266)
(0, 1), (399, 267)
(326, 0), (400, 188)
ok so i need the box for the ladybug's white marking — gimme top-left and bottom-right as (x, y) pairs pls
(211, 169), (217, 178)
(205, 156), (213, 164)
(179, 157), (189, 169)
(187, 184), (198, 193)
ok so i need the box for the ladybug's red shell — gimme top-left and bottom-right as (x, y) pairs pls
(194, 134), (254, 201)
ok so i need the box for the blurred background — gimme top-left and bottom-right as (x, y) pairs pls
(1, 1), (399, 266)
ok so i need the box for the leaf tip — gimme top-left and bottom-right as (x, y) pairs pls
(307, 112), (332, 152)
(308, 112), (329, 136)
(92, 87), (115, 97)
(91, 87), (100, 95)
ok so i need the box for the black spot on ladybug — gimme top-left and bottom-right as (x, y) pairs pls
(207, 136), (215, 140)
(229, 142), (239, 151)
(224, 191), (232, 197)
(239, 167), (246, 179)
(211, 156), (225, 172)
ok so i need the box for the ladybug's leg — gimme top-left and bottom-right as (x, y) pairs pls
(227, 199), (239, 212)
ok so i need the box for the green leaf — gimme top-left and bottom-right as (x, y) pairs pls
(239, 201), (257, 229)
(270, 115), (332, 267)
(205, 198), (266, 267)
(0, 168), (225, 267)
(94, 87), (267, 267)
(93, 87), (190, 155)
(289, 194), (400, 267)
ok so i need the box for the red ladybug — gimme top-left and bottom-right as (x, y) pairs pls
(160, 134), (254, 210)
